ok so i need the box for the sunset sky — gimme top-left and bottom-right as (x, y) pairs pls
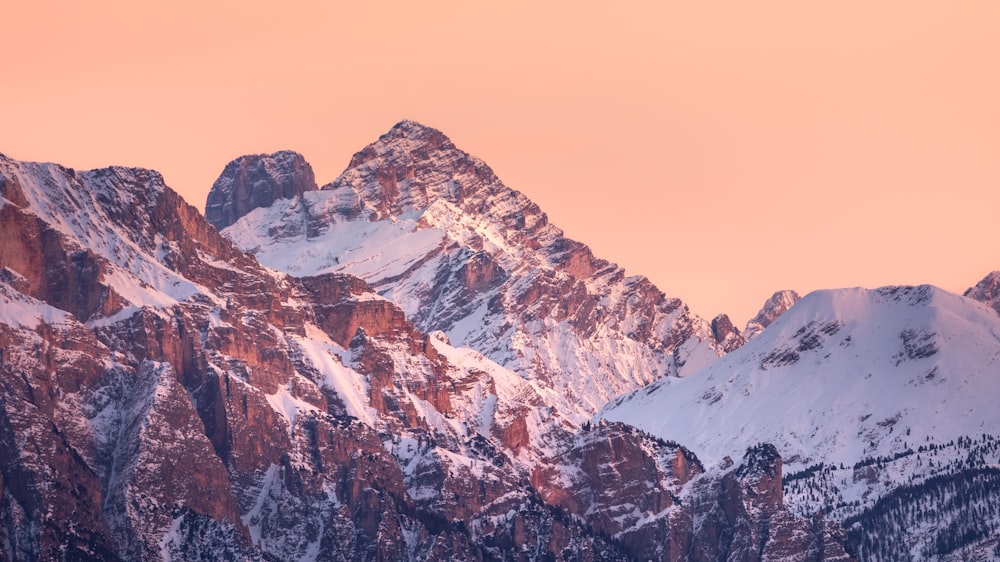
(4, 1), (998, 326)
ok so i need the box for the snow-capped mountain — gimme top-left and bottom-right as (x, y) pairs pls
(0, 151), (588, 559)
(601, 284), (1000, 560)
(10, 119), (997, 559)
(216, 121), (728, 424)
(0, 143), (849, 561)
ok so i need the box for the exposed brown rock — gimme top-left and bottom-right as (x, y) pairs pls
(0, 204), (124, 322)
(735, 443), (784, 515)
(459, 251), (504, 292)
(552, 239), (603, 279)
(0, 317), (120, 560)
(539, 423), (700, 537)
(712, 313), (747, 353)
(499, 412), (531, 454)
(205, 150), (318, 231)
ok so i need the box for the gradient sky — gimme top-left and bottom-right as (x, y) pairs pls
(4, 1), (998, 326)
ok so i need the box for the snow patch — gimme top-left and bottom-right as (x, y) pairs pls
(293, 325), (375, 424)
(0, 282), (74, 329)
(265, 386), (319, 434)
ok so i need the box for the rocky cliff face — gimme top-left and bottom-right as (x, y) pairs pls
(711, 313), (746, 353)
(218, 121), (727, 426)
(0, 146), (852, 560)
(678, 444), (851, 562)
(539, 427), (850, 562)
(205, 150), (318, 231)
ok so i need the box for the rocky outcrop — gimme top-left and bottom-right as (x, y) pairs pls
(205, 150), (317, 231)
(965, 270), (1000, 316)
(744, 289), (801, 340)
(536, 422), (700, 558)
(301, 273), (413, 347)
(673, 444), (851, 562)
(712, 313), (746, 353)
(734, 443), (784, 515)
(538, 425), (851, 562)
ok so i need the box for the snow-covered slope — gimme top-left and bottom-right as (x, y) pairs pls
(601, 283), (1000, 558)
(603, 285), (1000, 469)
(219, 120), (726, 424)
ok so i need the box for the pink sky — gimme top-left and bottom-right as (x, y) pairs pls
(3, 1), (998, 326)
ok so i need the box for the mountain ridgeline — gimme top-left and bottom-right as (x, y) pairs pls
(1, 120), (995, 560)
(0, 124), (848, 561)
(602, 283), (1000, 560)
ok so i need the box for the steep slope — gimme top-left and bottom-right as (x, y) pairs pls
(602, 284), (1000, 560)
(0, 152), (849, 560)
(218, 121), (725, 424)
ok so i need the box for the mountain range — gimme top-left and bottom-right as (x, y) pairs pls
(1, 120), (996, 561)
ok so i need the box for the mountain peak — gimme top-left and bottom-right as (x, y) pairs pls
(332, 121), (501, 221)
(965, 270), (1000, 316)
(205, 150), (317, 231)
(744, 289), (801, 339)
(384, 119), (445, 140)
(345, 120), (456, 174)
(711, 313), (746, 352)
(222, 121), (725, 424)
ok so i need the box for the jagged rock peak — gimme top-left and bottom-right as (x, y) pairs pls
(205, 150), (317, 231)
(329, 119), (508, 220)
(384, 119), (448, 142)
(346, 120), (454, 169)
(964, 270), (1000, 316)
(711, 313), (746, 353)
(744, 289), (801, 340)
(223, 120), (726, 412)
